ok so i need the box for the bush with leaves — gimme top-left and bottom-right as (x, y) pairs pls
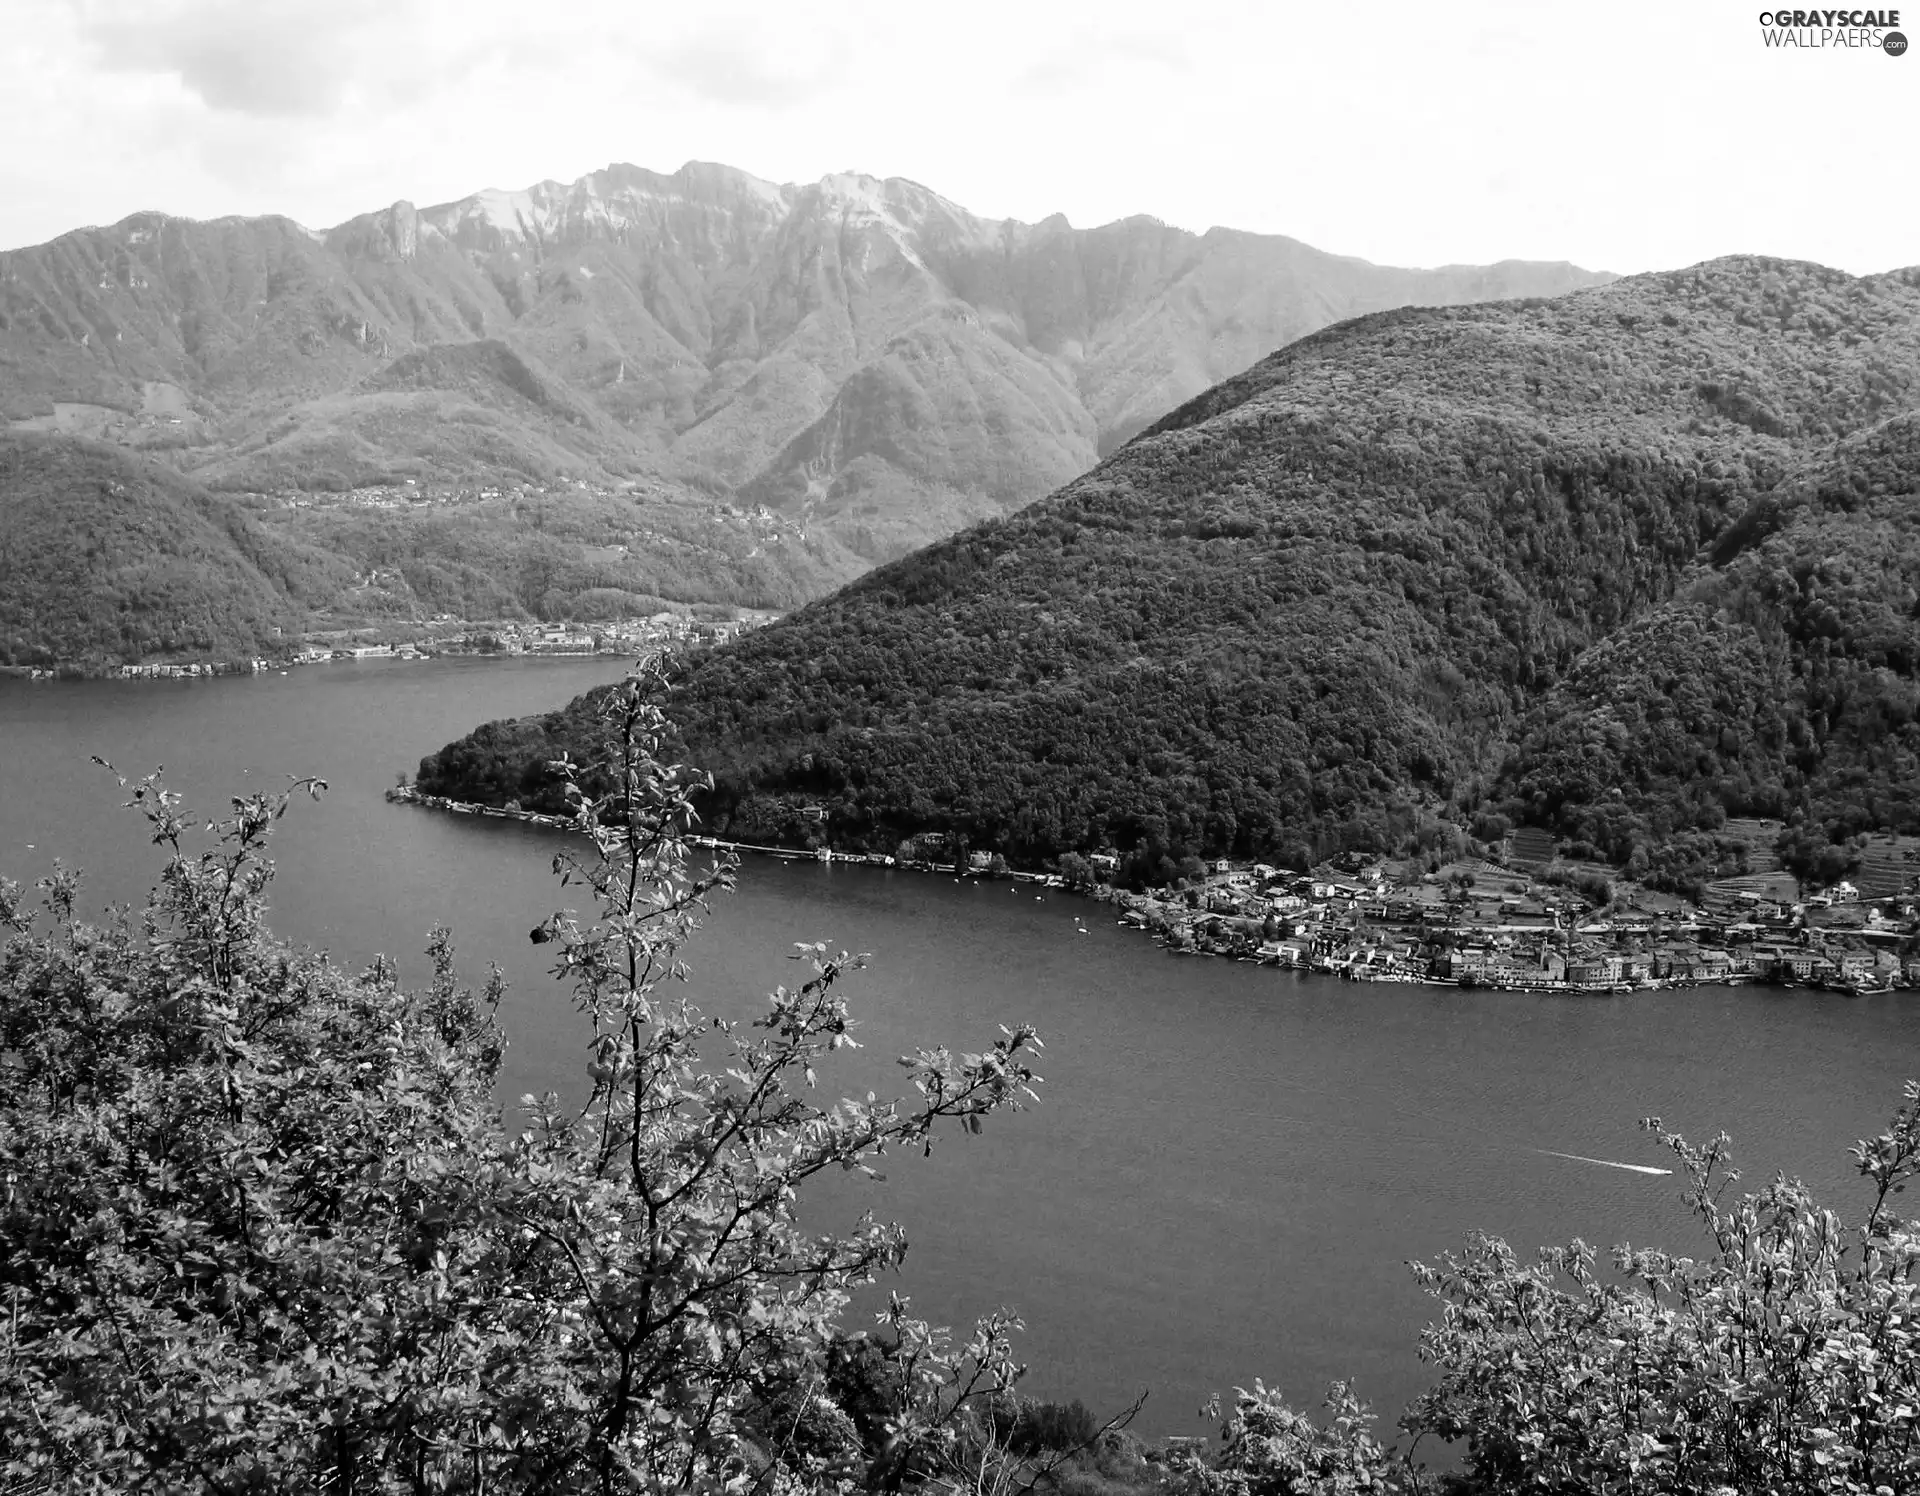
(0, 659), (1045, 1494)
(1177, 1381), (1397, 1496)
(1169, 1086), (1920, 1496)
(1401, 1088), (1920, 1494)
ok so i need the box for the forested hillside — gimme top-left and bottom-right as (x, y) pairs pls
(416, 257), (1920, 880)
(1496, 409), (1920, 882)
(186, 339), (651, 494)
(0, 434), (339, 668)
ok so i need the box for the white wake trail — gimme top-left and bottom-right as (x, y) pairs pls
(1535, 1149), (1672, 1176)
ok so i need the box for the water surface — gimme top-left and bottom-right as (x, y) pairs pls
(4, 660), (1916, 1441)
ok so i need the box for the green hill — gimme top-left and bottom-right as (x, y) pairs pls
(1494, 410), (1920, 884)
(0, 434), (339, 668)
(185, 340), (653, 493)
(414, 257), (1920, 880)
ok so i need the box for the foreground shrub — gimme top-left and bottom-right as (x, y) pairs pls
(1172, 1088), (1920, 1496)
(1399, 1090), (1920, 1494)
(0, 660), (1043, 1494)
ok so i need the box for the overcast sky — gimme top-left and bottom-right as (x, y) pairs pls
(3, 0), (1912, 275)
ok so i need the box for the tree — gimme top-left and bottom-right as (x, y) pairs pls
(1177, 1381), (1396, 1496)
(1056, 852), (1095, 888)
(0, 659), (1046, 1493)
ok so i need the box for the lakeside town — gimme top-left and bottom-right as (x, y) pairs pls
(385, 787), (1920, 997)
(18, 612), (775, 682)
(1094, 848), (1920, 996)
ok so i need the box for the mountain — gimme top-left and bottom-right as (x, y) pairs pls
(2, 162), (1609, 575)
(186, 339), (652, 493)
(412, 257), (1920, 884)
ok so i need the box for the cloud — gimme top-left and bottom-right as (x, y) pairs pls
(631, 4), (895, 111)
(651, 35), (834, 109)
(4, 0), (1910, 273)
(1008, 26), (1193, 95)
(69, 0), (392, 116)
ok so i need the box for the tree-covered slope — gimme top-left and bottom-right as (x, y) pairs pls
(1496, 410), (1920, 876)
(0, 434), (341, 668)
(188, 339), (655, 493)
(414, 257), (1920, 873)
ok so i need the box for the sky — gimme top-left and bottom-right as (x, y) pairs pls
(2, 0), (1913, 275)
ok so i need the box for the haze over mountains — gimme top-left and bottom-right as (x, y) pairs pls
(417, 256), (1920, 884)
(1, 160), (1609, 573)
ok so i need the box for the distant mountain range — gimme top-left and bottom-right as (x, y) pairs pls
(1, 161), (1609, 579)
(415, 256), (1920, 888)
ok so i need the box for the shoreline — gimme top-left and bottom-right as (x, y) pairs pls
(8, 617), (770, 683)
(384, 786), (1062, 879)
(384, 788), (1905, 1000)
(8, 643), (682, 684)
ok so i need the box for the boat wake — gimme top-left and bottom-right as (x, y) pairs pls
(1534, 1149), (1672, 1176)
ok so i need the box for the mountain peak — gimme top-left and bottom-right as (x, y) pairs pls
(0, 154), (1612, 566)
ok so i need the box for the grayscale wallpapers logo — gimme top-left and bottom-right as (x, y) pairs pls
(1756, 7), (1907, 48)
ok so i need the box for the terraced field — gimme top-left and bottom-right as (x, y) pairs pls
(1721, 818), (1785, 874)
(1706, 871), (1802, 904)
(1851, 834), (1920, 898)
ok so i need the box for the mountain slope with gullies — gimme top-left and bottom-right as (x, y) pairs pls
(2, 161), (1608, 574)
(413, 257), (1920, 881)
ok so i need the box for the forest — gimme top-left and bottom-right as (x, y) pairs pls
(416, 257), (1920, 886)
(0, 434), (332, 668)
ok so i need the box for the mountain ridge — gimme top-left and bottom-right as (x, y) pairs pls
(1, 159), (1612, 568)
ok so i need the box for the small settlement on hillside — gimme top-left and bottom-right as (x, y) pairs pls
(1099, 847), (1920, 996)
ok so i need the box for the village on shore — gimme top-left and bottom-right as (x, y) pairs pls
(1090, 847), (1919, 997)
(19, 612), (773, 682)
(386, 787), (1920, 998)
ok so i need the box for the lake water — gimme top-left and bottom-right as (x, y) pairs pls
(4, 658), (1918, 1446)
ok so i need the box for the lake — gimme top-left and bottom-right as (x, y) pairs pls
(4, 657), (1918, 1445)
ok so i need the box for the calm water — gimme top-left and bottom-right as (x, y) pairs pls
(4, 659), (1918, 1443)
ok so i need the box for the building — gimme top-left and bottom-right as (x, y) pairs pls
(1755, 946), (1822, 981)
(1565, 955), (1624, 988)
